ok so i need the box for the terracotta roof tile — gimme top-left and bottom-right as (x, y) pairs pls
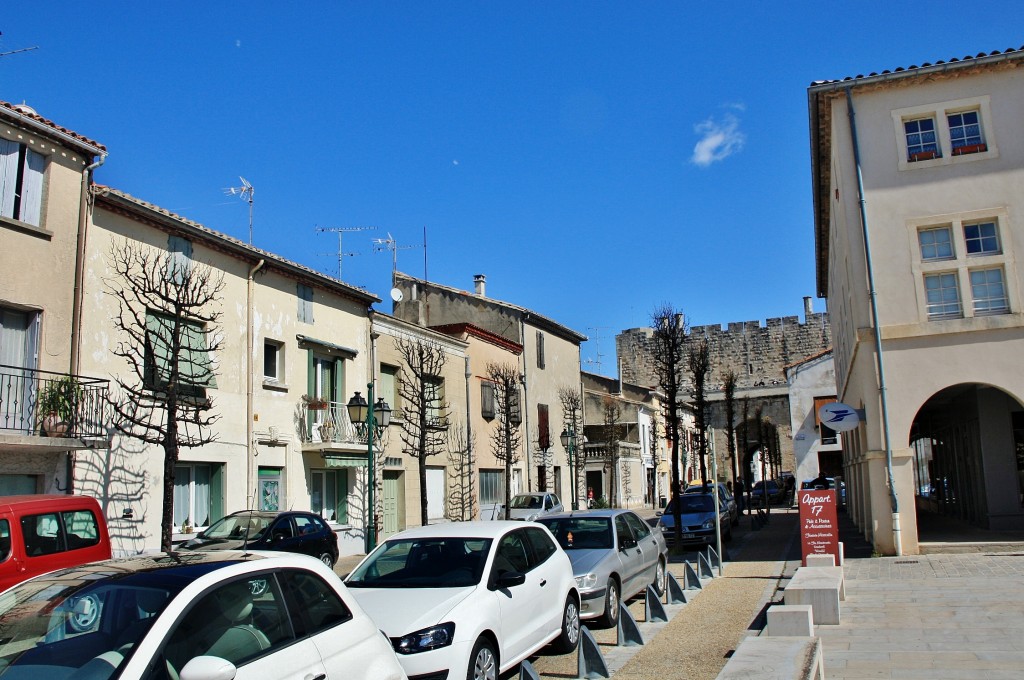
(0, 100), (106, 153)
(811, 45), (1024, 87)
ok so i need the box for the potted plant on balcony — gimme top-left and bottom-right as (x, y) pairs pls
(302, 394), (328, 411)
(37, 375), (82, 437)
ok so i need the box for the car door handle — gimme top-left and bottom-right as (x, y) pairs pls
(539, 579), (547, 587)
(307, 674), (326, 680)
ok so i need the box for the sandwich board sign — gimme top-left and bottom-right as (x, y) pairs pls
(799, 488), (839, 566)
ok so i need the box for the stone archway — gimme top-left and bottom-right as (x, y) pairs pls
(910, 383), (1024, 532)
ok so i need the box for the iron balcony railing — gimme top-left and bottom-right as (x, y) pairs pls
(0, 364), (111, 439)
(301, 400), (361, 445)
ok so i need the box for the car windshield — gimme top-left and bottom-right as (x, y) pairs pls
(538, 518), (612, 550)
(202, 514), (270, 540)
(0, 571), (178, 676)
(665, 495), (715, 514)
(510, 495), (542, 509)
(346, 537), (492, 588)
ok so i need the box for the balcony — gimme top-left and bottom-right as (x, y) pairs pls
(300, 399), (393, 453)
(0, 365), (112, 450)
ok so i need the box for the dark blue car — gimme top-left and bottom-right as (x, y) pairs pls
(656, 493), (732, 545)
(179, 510), (339, 566)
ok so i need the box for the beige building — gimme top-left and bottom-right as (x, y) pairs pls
(809, 46), (1024, 555)
(0, 101), (112, 496)
(392, 272), (587, 510)
(372, 313), (468, 537)
(78, 187), (379, 555)
(783, 349), (842, 486)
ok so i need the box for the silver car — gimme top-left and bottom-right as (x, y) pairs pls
(506, 492), (564, 521)
(539, 509), (667, 628)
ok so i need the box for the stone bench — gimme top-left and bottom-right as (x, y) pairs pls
(767, 604), (815, 637)
(717, 636), (824, 680)
(784, 566), (844, 625)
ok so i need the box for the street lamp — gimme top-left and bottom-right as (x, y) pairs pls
(347, 386), (392, 553)
(560, 426), (578, 510)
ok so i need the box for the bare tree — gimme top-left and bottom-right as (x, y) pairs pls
(723, 371), (738, 493)
(446, 414), (476, 521)
(650, 305), (687, 542)
(104, 241), (224, 552)
(688, 336), (711, 486)
(558, 385), (583, 509)
(486, 362), (522, 519)
(396, 336), (449, 526)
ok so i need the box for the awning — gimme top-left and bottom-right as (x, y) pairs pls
(321, 452), (368, 468)
(296, 334), (359, 359)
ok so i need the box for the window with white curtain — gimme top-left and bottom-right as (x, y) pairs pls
(1, 307), (39, 433)
(174, 464), (213, 528)
(0, 139), (45, 227)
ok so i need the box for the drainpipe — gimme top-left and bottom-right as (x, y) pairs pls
(844, 87), (901, 555)
(464, 356), (474, 519)
(246, 259), (265, 509)
(68, 151), (107, 495)
(519, 319), (531, 493)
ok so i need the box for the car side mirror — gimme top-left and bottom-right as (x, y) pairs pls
(494, 570), (526, 589)
(655, 511), (662, 517)
(180, 655), (236, 680)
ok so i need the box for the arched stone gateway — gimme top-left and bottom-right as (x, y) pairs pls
(910, 383), (1024, 534)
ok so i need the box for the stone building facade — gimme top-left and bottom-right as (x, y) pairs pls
(615, 301), (832, 488)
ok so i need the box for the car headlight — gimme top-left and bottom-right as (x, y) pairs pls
(392, 622), (456, 654)
(575, 573), (598, 590)
(702, 519), (715, 530)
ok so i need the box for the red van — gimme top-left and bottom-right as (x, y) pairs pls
(0, 495), (112, 592)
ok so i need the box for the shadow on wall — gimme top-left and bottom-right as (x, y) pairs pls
(75, 436), (151, 557)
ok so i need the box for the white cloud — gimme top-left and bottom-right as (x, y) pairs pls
(690, 113), (746, 167)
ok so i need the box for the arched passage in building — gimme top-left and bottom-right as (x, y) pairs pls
(909, 382), (1024, 533)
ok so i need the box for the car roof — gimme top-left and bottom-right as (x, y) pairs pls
(537, 509), (632, 520)
(513, 492), (549, 497)
(387, 520), (533, 540)
(0, 495), (102, 513)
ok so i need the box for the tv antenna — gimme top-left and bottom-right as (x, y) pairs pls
(0, 45), (38, 59)
(372, 232), (419, 274)
(315, 225), (376, 278)
(223, 177), (254, 244)
(584, 326), (612, 375)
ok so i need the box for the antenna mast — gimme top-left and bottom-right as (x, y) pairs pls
(372, 232), (418, 277)
(224, 177), (254, 244)
(585, 326), (612, 375)
(315, 225), (376, 278)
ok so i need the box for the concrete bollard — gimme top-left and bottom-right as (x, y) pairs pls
(767, 604), (815, 637)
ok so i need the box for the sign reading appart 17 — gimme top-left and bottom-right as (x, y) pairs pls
(799, 489), (839, 566)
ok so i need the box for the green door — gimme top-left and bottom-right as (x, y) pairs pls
(382, 471), (401, 538)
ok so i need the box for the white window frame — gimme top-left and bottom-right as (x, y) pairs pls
(969, 267), (1009, 316)
(263, 338), (285, 385)
(909, 208), (1016, 321)
(893, 96), (998, 171)
(923, 272), (962, 320)
(173, 463), (214, 530)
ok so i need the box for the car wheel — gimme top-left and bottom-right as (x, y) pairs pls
(652, 559), (666, 597)
(318, 552), (335, 567)
(553, 594), (581, 653)
(467, 637), (497, 680)
(598, 578), (620, 628)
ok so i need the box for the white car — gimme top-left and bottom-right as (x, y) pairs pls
(346, 521), (580, 680)
(0, 551), (407, 680)
(506, 492), (564, 521)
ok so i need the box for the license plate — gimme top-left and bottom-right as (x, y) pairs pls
(682, 533), (695, 539)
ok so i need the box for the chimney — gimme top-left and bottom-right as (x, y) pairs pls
(674, 313), (684, 329)
(474, 274), (486, 297)
(803, 296), (814, 318)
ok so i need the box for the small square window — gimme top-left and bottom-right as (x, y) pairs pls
(924, 273), (962, 320)
(964, 221), (1000, 256)
(905, 118), (939, 161)
(948, 110), (985, 154)
(919, 227), (954, 261)
(970, 268), (1009, 316)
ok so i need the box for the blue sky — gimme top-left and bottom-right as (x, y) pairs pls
(4, 4), (1023, 375)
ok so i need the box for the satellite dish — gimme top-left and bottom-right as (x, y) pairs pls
(390, 288), (404, 302)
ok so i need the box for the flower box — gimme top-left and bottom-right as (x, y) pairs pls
(909, 150), (939, 162)
(303, 396), (328, 411)
(953, 143), (987, 156)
